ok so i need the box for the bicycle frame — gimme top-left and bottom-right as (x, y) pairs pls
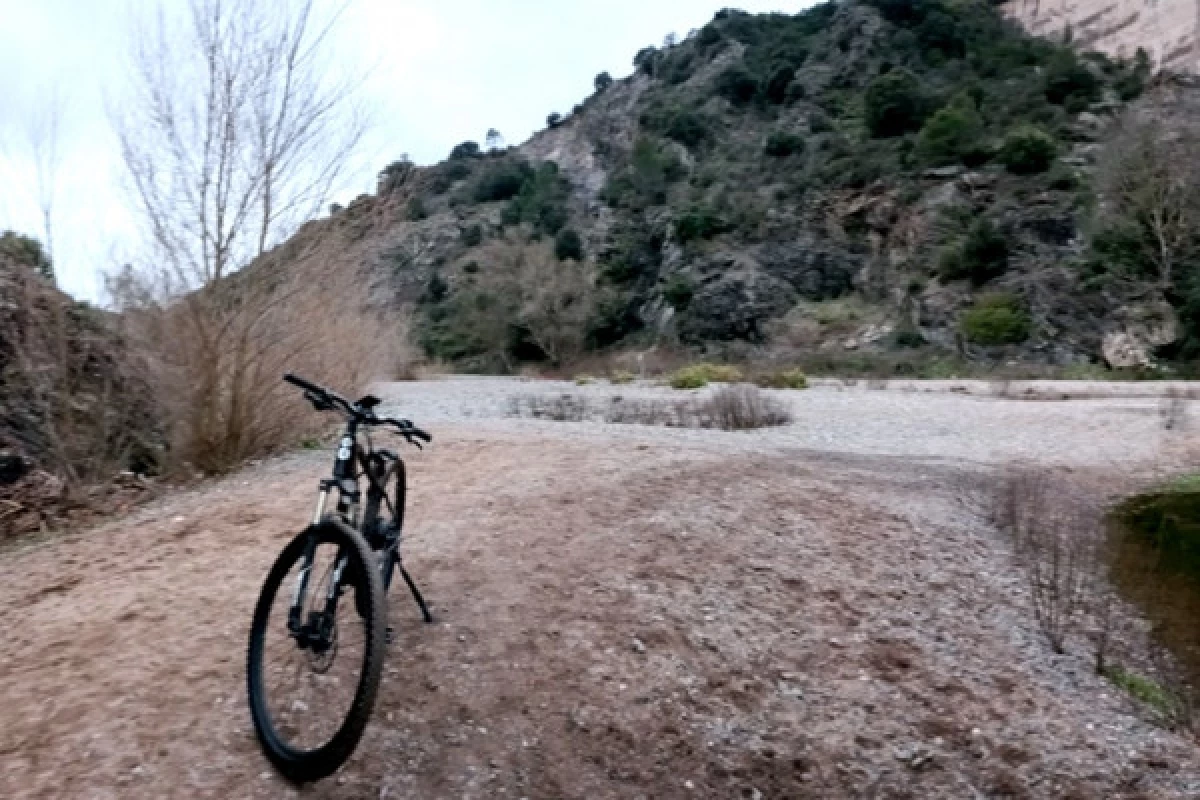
(289, 411), (431, 639)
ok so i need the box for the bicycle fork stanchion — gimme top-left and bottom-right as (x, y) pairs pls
(311, 486), (331, 524)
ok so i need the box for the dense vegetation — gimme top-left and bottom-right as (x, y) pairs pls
(355, 0), (1179, 374)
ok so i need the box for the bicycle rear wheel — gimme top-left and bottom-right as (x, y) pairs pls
(247, 519), (386, 783)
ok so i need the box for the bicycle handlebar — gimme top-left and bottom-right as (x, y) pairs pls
(283, 373), (431, 444)
(382, 417), (432, 443)
(283, 373), (324, 395)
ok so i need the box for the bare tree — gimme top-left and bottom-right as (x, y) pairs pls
(1096, 108), (1200, 292)
(472, 238), (596, 367)
(511, 244), (594, 366)
(0, 84), (66, 278)
(114, 0), (377, 472)
(120, 0), (367, 290)
(25, 85), (65, 270)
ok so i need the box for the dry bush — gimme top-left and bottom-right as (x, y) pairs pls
(509, 385), (792, 431)
(508, 393), (587, 422)
(1160, 388), (1191, 431)
(988, 379), (1013, 398)
(111, 238), (406, 475)
(991, 466), (1106, 654)
(989, 465), (1047, 556)
(1025, 500), (1095, 654)
(703, 384), (793, 430)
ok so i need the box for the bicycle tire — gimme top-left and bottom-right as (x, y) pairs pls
(246, 518), (386, 783)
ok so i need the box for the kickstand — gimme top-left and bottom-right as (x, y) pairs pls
(399, 564), (434, 624)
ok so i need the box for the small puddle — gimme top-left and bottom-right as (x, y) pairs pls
(1109, 483), (1200, 687)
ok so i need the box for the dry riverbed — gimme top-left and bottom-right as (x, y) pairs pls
(1, 380), (1198, 798)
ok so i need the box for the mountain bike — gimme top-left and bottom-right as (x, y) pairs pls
(246, 373), (433, 783)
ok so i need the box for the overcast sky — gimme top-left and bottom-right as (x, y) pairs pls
(0, 0), (812, 302)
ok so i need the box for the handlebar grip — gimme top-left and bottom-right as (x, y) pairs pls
(284, 373), (325, 395)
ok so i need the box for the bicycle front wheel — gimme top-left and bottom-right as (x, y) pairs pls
(246, 518), (386, 783)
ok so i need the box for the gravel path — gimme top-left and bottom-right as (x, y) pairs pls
(1, 379), (1197, 799)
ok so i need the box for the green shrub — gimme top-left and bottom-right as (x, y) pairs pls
(1045, 163), (1078, 190)
(422, 271), (448, 304)
(554, 228), (584, 261)
(430, 160), (473, 194)
(449, 141), (482, 160)
(961, 218), (1009, 285)
(696, 24), (722, 49)
(610, 369), (636, 384)
(506, 162), (570, 234)
(1044, 51), (1099, 107)
(809, 111), (833, 133)
(1000, 125), (1057, 174)
(662, 274), (696, 310)
(765, 131), (805, 157)
(717, 65), (761, 105)
(670, 363), (744, 389)
(915, 102), (983, 166)
(675, 208), (728, 244)
(764, 64), (796, 104)
(642, 105), (714, 148)
(937, 244), (965, 281)
(634, 46), (660, 75)
(892, 329), (927, 349)
(461, 224), (483, 247)
(1105, 665), (1176, 714)
(961, 293), (1031, 345)
(0, 230), (53, 280)
(602, 137), (683, 210)
(864, 69), (925, 137)
(939, 219), (1009, 285)
(661, 51), (699, 85)
(586, 291), (643, 347)
(473, 161), (533, 203)
(755, 368), (808, 389)
(1114, 49), (1151, 102)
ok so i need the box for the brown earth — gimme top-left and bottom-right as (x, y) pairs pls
(1, 418), (1198, 799)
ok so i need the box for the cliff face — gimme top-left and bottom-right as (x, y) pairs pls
(1002, 0), (1200, 72)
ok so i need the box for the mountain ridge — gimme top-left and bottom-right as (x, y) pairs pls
(276, 0), (1196, 376)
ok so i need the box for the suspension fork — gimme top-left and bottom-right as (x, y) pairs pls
(286, 483), (336, 633)
(288, 532), (319, 633)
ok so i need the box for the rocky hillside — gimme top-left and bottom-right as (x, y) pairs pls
(0, 236), (159, 483)
(281, 0), (1200, 375)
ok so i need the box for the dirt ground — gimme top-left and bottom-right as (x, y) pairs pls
(2, 386), (1199, 799)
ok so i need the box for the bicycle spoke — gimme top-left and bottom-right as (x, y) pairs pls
(256, 541), (370, 753)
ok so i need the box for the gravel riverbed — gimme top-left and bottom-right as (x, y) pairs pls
(1, 378), (1196, 799)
